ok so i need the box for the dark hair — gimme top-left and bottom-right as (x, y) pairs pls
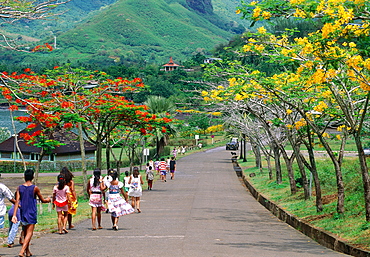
(93, 168), (101, 187)
(125, 171), (129, 176)
(60, 167), (74, 183)
(149, 166), (152, 170)
(107, 168), (114, 176)
(57, 174), (66, 190)
(110, 170), (118, 180)
(133, 167), (139, 178)
(161, 158), (165, 161)
(24, 169), (34, 181)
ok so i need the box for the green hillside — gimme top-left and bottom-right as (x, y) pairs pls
(1, 0), (237, 68)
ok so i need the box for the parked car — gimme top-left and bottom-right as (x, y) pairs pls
(364, 148), (370, 155)
(226, 138), (239, 150)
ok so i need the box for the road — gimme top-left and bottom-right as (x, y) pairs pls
(1, 146), (348, 257)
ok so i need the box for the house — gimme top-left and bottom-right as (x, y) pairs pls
(0, 126), (96, 162)
(204, 57), (222, 64)
(162, 57), (183, 71)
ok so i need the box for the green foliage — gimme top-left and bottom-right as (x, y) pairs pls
(1, 0), (236, 68)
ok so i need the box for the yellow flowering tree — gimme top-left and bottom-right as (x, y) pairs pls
(237, 0), (370, 219)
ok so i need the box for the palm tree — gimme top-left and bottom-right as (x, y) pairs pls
(144, 95), (177, 158)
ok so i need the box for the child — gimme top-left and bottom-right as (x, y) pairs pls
(12, 169), (51, 257)
(123, 171), (130, 193)
(60, 167), (78, 229)
(128, 167), (144, 213)
(7, 198), (23, 248)
(52, 174), (71, 234)
(102, 170), (134, 230)
(87, 168), (104, 230)
(146, 165), (154, 190)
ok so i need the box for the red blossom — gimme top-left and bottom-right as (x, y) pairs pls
(9, 105), (19, 111)
(63, 123), (73, 129)
(26, 123), (37, 130)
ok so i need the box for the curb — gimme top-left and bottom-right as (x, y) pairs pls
(233, 160), (370, 257)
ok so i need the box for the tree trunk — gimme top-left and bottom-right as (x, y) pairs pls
(251, 142), (261, 169)
(78, 122), (88, 198)
(272, 144), (282, 184)
(95, 137), (103, 170)
(280, 149), (297, 195)
(106, 139), (111, 170)
(34, 148), (45, 185)
(354, 135), (370, 221)
(291, 141), (309, 200)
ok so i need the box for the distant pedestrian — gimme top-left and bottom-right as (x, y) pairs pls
(146, 165), (154, 190)
(102, 170), (134, 230)
(60, 167), (78, 229)
(128, 167), (144, 213)
(149, 159), (154, 170)
(169, 156), (176, 180)
(172, 147), (177, 159)
(103, 169), (114, 213)
(159, 158), (168, 182)
(52, 174), (71, 234)
(12, 169), (51, 257)
(87, 168), (104, 230)
(123, 171), (130, 193)
(154, 159), (160, 175)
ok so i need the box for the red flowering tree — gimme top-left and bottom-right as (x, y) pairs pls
(0, 65), (174, 189)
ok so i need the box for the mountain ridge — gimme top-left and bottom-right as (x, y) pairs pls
(0, 0), (246, 68)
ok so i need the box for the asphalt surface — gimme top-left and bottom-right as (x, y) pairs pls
(1, 146), (348, 257)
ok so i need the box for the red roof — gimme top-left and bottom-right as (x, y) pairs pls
(163, 57), (180, 67)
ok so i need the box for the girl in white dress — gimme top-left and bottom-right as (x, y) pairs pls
(128, 167), (144, 213)
(102, 170), (134, 230)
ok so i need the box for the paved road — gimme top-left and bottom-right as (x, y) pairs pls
(1, 146), (348, 257)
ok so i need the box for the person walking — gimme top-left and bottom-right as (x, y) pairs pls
(52, 174), (71, 234)
(0, 181), (15, 230)
(7, 199), (23, 248)
(102, 170), (134, 230)
(128, 167), (144, 213)
(169, 156), (176, 180)
(60, 167), (78, 229)
(146, 165), (154, 190)
(12, 169), (51, 257)
(123, 171), (131, 193)
(159, 158), (168, 182)
(87, 168), (104, 230)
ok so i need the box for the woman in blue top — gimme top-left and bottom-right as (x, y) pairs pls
(12, 169), (51, 257)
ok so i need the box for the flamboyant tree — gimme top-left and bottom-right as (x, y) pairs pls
(0, 66), (173, 189)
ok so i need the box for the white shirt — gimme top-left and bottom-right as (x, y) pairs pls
(0, 183), (14, 216)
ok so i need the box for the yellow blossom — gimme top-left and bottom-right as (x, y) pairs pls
(235, 9), (241, 14)
(286, 109), (293, 115)
(201, 91), (208, 96)
(336, 135), (341, 140)
(262, 11), (271, 19)
(257, 26), (267, 34)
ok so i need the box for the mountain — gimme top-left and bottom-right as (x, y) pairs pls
(0, 0), (246, 68)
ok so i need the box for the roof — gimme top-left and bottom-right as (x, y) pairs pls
(162, 57), (180, 67)
(0, 125), (96, 154)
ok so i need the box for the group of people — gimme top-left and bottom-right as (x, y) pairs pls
(0, 157), (178, 257)
(87, 166), (147, 231)
(149, 156), (177, 183)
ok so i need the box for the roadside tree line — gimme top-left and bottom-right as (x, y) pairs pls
(202, 0), (370, 221)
